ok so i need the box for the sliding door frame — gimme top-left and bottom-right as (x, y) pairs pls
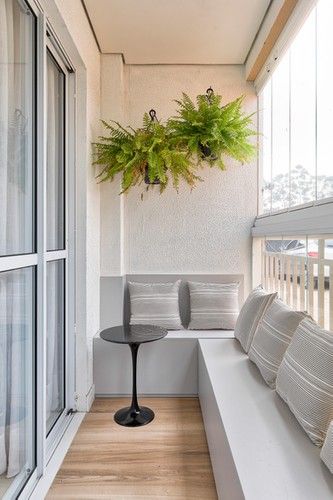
(43, 34), (76, 464)
(4, 0), (91, 493)
(0, 1), (77, 498)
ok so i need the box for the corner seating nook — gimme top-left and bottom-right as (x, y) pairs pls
(93, 274), (333, 499)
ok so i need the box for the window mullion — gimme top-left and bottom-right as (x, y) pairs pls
(0, 254), (38, 272)
(288, 50), (291, 211)
(270, 79), (273, 214)
(36, 9), (47, 476)
(314, 7), (318, 202)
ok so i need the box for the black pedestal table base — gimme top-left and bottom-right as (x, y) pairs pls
(99, 325), (168, 428)
(114, 406), (154, 427)
(114, 342), (154, 427)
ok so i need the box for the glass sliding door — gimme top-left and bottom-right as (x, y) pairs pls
(46, 260), (65, 435)
(45, 46), (69, 444)
(1, 0), (75, 496)
(0, 0), (36, 496)
(0, 269), (35, 497)
(0, 0), (35, 258)
(46, 52), (65, 252)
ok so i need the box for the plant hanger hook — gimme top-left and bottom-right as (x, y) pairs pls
(149, 109), (158, 121)
(206, 86), (214, 103)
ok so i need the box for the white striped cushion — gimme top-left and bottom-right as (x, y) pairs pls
(129, 281), (182, 330)
(276, 319), (333, 446)
(188, 281), (239, 330)
(248, 299), (307, 388)
(234, 286), (277, 353)
(321, 420), (333, 473)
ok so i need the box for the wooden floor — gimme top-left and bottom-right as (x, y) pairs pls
(47, 397), (217, 499)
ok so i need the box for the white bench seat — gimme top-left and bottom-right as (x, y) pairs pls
(199, 339), (333, 500)
(165, 330), (234, 339)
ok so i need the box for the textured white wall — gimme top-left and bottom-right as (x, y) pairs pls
(100, 64), (257, 294)
(100, 64), (257, 292)
(54, 0), (101, 405)
(100, 55), (126, 276)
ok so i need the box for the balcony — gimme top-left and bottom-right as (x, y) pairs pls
(1, 0), (333, 498)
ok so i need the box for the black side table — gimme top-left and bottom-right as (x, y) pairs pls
(100, 324), (168, 427)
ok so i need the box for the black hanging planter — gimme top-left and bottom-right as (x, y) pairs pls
(144, 109), (161, 185)
(199, 87), (218, 160)
(144, 164), (161, 185)
(199, 142), (218, 161)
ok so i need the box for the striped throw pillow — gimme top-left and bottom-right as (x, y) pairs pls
(248, 299), (307, 388)
(234, 286), (277, 352)
(276, 319), (333, 446)
(188, 281), (239, 330)
(321, 420), (333, 473)
(128, 280), (182, 330)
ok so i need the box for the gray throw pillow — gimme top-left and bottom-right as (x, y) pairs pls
(188, 281), (239, 330)
(248, 298), (307, 388)
(234, 286), (277, 353)
(276, 318), (333, 446)
(128, 280), (182, 330)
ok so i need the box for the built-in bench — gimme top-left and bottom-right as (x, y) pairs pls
(95, 273), (333, 497)
(94, 329), (233, 395)
(94, 273), (242, 396)
(198, 339), (333, 500)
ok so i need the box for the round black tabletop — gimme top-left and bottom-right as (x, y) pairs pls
(100, 324), (168, 344)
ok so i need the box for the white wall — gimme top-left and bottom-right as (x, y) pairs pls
(100, 62), (257, 294)
(52, 0), (101, 409)
(100, 54), (126, 276)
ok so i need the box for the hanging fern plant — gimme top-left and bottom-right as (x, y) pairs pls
(93, 110), (200, 194)
(169, 87), (257, 170)
(93, 89), (257, 195)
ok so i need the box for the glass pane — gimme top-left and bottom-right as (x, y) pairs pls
(0, 267), (35, 497)
(317, 0), (333, 200)
(271, 53), (290, 212)
(290, 10), (316, 206)
(46, 260), (65, 435)
(259, 82), (272, 214)
(47, 52), (65, 251)
(0, 0), (35, 256)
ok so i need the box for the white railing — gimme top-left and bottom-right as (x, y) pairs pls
(262, 241), (333, 331)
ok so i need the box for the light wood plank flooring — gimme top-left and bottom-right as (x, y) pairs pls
(47, 397), (217, 499)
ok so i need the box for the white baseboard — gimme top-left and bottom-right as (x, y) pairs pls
(29, 413), (85, 500)
(86, 383), (95, 411)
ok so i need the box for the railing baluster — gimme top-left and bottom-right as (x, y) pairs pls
(285, 256), (291, 306)
(265, 254), (268, 290)
(300, 257), (305, 310)
(280, 254), (285, 301)
(293, 257), (298, 309)
(308, 260), (314, 318)
(328, 261), (333, 331)
(318, 240), (325, 328)
(261, 241), (265, 287)
(274, 256), (280, 292)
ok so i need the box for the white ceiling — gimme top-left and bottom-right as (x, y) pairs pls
(84, 0), (271, 64)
